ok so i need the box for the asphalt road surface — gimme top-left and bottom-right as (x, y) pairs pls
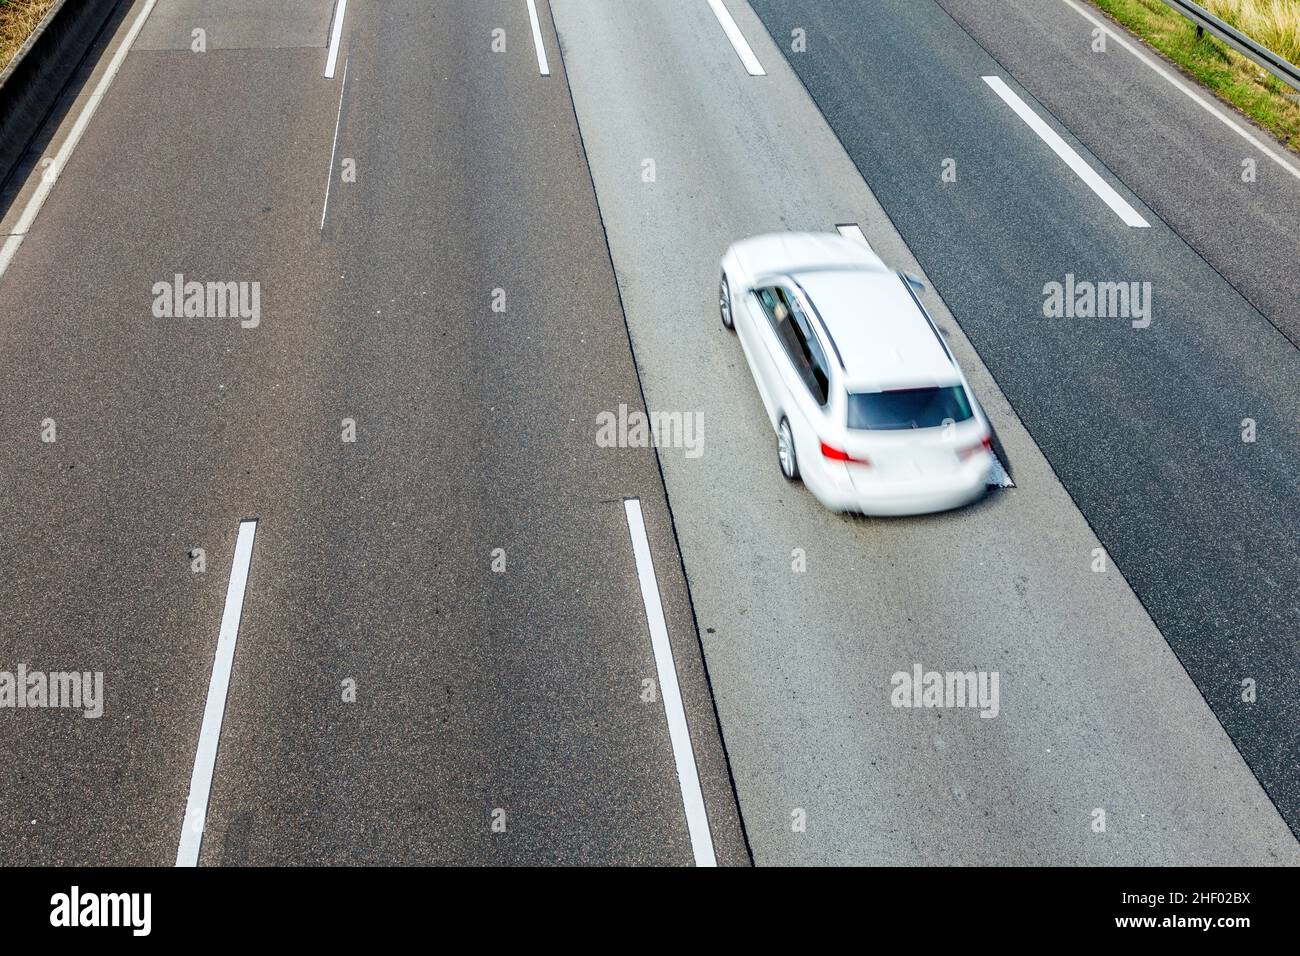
(746, 0), (1300, 844)
(0, 0), (1295, 866)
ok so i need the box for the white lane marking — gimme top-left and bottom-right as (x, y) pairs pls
(835, 222), (876, 253)
(0, 235), (21, 278)
(0, 0), (159, 281)
(982, 75), (1150, 227)
(324, 0), (348, 79)
(1059, 0), (1300, 183)
(527, 0), (551, 76)
(706, 0), (766, 76)
(320, 57), (350, 232)
(176, 520), (258, 867)
(623, 498), (717, 867)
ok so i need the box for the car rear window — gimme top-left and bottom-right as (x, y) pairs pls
(847, 386), (973, 430)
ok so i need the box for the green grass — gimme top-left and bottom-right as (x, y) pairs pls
(1088, 0), (1300, 153)
(1, 0), (58, 74)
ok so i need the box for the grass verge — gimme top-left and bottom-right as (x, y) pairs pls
(1087, 0), (1300, 153)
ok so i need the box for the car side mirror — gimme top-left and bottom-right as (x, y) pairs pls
(903, 273), (926, 292)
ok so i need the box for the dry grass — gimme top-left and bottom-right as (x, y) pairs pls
(0, 0), (58, 75)
(1204, 0), (1300, 65)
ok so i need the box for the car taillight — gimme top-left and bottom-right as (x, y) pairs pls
(957, 435), (993, 461)
(821, 441), (870, 465)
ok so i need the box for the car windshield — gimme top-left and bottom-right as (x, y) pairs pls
(847, 386), (973, 430)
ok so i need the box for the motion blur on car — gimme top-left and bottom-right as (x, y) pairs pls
(719, 232), (994, 516)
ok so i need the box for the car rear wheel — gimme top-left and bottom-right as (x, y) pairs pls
(719, 273), (734, 330)
(778, 417), (799, 481)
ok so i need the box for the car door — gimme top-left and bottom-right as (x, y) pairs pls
(755, 285), (831, 430)
(732, 279), (764, 384)
(770, 289), (834, 460)
(740, 286), (786, 427)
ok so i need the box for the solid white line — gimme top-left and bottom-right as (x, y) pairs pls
(1059, 0), (1300, 183)
(526, 0), (550, 76)
(835, 223), (876, 253)
(706, 0), (766, 76)
(982, 75), (1150, 228)
(0, 0), (159, 281)
(176, 520), (258, 867)
(623, 498), (717, 867)
(324, 0), (348, 79)
(0, 236), (21, 276)
(321, 58), (349, 232)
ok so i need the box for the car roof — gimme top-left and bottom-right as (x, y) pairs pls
(792, 269), (959, 392)
(736, 232), (886, 280)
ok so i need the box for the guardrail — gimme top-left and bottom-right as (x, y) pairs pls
(1159, 0), (1300, 91)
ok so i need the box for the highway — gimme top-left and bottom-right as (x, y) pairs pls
(745, 0), (1300, 845)
(0, 0), (1296, 866)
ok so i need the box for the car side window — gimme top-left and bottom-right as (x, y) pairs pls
(790, 297), (832, 406)
(755, 286), (830, 406)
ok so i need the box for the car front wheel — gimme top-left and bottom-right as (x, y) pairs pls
(719, 273), (734, 330)
(778, 417), (799, 481)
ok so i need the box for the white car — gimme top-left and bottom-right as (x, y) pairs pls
(719, 232), (994, 516)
